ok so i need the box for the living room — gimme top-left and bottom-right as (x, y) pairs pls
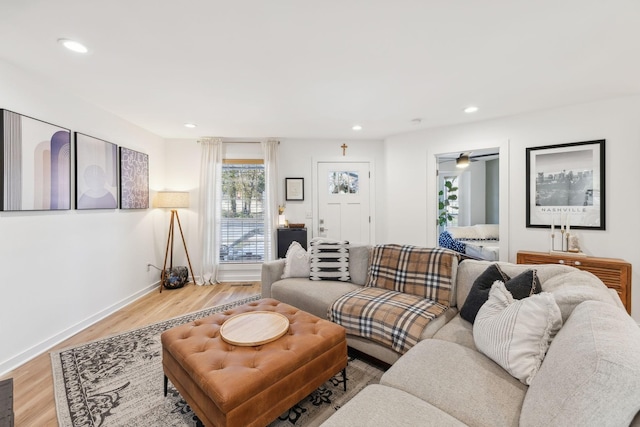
(1, 2), (640, 423)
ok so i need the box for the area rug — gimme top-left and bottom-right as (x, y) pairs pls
(51, 296), (384, 427)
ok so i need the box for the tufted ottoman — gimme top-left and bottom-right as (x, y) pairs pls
(161, 298), (348, 427)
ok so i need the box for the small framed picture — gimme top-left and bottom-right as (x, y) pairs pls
(285, 178), (304, 201)
(526, 139), (605, 230)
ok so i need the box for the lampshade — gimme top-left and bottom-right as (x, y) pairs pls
(156, 191), (190, 208)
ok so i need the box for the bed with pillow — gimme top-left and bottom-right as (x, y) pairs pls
(438, 224), (499, 261)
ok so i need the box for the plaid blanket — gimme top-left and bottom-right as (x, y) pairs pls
(329, 287), (448, 354)
(365, 244), (456, 305)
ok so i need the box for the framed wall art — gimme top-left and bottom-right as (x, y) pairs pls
(75, 133), (118, 209)
(285, 177), (304, 201)
(526, 139), (605, 230)
(119, 146), (149, 209)
(1, 109), (71, 211)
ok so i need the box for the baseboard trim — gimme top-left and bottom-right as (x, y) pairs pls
(0, 281), (159, 377)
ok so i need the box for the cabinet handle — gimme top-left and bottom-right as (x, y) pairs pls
(558, 260), (565, 264)
(574, 261), (581, 266)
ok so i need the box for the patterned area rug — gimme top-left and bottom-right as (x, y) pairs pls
(51, 296), (384, 427)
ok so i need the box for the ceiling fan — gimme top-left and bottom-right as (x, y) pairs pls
(438, 151), (498, 168)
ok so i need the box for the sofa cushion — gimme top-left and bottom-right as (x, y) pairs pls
(432, 314), (476, 350)
(520, 300), (640, 427)
(460, 264), (541, 324)
(321, 384), (467, 427)
(381, 339), (527, 427)
(330, 287), (448, 354)
(309, 239), (350, 281)
(473, 281), (562, 385)
(540, 269), (623, 322)
(365, 244), (456, 305)
(281, 241), (310, 278)
(271, 278), (361, 320)
(348, 245), (371, 286)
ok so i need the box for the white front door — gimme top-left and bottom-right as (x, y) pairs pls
(316, 161), (371, 244)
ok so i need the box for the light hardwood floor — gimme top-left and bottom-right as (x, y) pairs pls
(0, 281), (261, 426)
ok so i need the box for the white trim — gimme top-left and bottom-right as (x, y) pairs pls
(0, 281), (159, 377)
(311, 156), (376, 245)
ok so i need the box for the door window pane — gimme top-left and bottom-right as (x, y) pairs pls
(328, 171), (359, 194)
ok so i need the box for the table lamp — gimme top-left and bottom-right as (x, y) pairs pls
(157, 191), (196, 293)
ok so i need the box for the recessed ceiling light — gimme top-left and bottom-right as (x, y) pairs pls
(411, 118), (422, 125)
(184, 123), (197, 128)
(58, 38), (88, 54)
(352, 125), (362, 131)
(464, 106), (479, 114)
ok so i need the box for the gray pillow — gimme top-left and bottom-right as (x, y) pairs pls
(460, 264), (541, 324)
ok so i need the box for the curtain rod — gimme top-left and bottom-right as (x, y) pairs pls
(197, 139), (279, 144)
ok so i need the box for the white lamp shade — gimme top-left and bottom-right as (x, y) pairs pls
(157, 191), (190, 208)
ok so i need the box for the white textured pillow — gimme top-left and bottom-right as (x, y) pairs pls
(281, 241), (310, 278)
(474, 224), (499, 239)
(446, 226), (481, 240)
(473, 281), (562, 385)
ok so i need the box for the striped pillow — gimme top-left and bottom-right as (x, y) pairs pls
(473, 281), (562, 385)
(309, 240), (350, 281)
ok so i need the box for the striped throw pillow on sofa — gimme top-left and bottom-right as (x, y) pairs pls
(309, 240), (350, 281)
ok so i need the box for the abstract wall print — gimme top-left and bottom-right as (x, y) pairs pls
(1, 109), (71, 211)
(526, 139), (605, 230)
(328, 171), (359, 194)
(119, 147), (149, 209)
(75, 133), (118, 209)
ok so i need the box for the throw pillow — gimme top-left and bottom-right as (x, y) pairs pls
(309, 239), (350, 281)
(281, 241), (310, 278)
(460, 265), (541, 324)
(473, 281), (563, 385)
(459, 263), (509, 323)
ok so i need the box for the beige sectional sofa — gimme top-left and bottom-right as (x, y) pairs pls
(261, 245), (640, 426)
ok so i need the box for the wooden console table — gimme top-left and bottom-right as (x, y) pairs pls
(516, 250), (632, 314)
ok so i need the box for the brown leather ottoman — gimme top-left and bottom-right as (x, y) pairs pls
(161, 298), (348, 427)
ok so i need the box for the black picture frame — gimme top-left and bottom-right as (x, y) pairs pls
(526, 139), (605, 230)
(75, 132), (118, 209)
(119, 146), (149, 209)
(285, 177), (304, 201)
(0, 109), (71, 211)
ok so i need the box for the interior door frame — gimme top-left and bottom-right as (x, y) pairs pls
(427, 140), (510, 262)
(312, 157), (375, 244)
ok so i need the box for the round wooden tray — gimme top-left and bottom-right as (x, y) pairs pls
(220, 311), (290, 346)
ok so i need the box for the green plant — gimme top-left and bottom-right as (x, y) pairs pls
(438, 179), (459, 226)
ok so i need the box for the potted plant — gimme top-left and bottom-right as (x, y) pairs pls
(438, 179), (458, 227)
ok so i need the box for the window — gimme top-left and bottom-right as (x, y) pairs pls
(220, 160), (265, 263)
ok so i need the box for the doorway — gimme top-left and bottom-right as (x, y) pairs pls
(429, 142), (510, 261)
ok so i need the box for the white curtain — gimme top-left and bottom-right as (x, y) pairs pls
(198, 137), (223, 285)
(262, 139), (279, 261)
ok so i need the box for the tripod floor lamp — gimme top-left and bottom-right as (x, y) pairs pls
(157, 191), (196, 293)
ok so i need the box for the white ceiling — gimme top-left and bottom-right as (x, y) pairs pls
(1, 1), (639, 140)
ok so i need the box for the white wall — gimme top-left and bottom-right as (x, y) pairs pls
(0, 60), (167, 375)
(164, 138), (386, 281)
(383, 96), (640, 321)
